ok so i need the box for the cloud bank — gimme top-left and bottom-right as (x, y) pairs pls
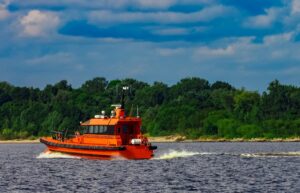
(0, 0), (300, 91)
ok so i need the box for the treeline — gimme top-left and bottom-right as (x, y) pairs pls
(0, 77), (300, 140)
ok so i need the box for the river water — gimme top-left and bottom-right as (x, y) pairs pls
(0, 142), (299, 192)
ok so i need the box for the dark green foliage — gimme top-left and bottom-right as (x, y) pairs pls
(81, 77), (107, 95)
(0, 77), (299, 139)
(203, 111), (229, 136)
(234, 91), (261, 123)
(211, 81), (234, 90)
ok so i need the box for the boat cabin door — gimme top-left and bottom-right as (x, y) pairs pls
(117, 124), (134, 145)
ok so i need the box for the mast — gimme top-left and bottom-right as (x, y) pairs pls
(121, 86), (129, 109)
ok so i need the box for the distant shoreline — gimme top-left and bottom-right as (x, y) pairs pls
(0, 139), (39, 144)
(0, 136), (299, 144)
(147, 136), (300, 143)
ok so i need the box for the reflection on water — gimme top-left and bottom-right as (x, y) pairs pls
(0, 142), (299, 192)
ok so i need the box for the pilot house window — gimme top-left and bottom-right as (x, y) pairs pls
(89, 126), (93, 134)
(83, 125), (114, 135)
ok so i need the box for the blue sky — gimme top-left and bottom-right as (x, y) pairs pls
(1, 0), (300, 91)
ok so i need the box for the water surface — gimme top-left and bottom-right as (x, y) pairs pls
(0, 142), (299, 192)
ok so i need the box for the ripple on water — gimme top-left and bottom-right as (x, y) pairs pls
(0, 142), (299, 193)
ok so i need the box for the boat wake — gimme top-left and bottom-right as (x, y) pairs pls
(240, 151), (300, 158)
(36, 150), (80, 159)
(153, 150), (213, 160)
(36, 149), (300, 160)
(153, 150), (300, 160)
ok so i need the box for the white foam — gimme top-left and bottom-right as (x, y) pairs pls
(36, 150), (80, 159)
(153, 150), (213, 160)
(240, 152), (300, 158)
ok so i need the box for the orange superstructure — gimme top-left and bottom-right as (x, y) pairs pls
(40, 89), (157, 160)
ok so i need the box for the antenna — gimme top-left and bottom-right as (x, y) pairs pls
(115, 85), (119, 104)
(121, 86), (129, 109)
(129, 104), (133, 117)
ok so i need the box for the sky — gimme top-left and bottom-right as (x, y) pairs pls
(1, 0), (300, 91)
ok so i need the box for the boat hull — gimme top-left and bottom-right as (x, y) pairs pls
(40, 137), (155, 160)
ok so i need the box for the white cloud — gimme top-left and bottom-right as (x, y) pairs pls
(157, 47), (185, 56)
(291, 0), (300, 14)
(195, 45), (235, 58)
(152, 27), (189, 35)
(132, 0), (213, 9)
(192, 33), (300, 67)
(244, 8), (283, 28)
(0, 2), (9, 20)
(263, 32), (294, 45)
(243, 2), (300, 30)
(0, 8), (9, 20)
(89, 5), (236, 24)
(133, 0), (177, 9)
(26, 52), (72, 65)
(19, 10), (60, 37)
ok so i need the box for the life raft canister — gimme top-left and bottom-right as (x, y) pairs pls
(130, 138), (142, 145)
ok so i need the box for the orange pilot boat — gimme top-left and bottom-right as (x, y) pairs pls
(40, 87), (157, 160)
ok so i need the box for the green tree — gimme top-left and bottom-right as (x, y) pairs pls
(217, 118), (240, 138)
(234, 91), (261, 122)
(81, 77), (108, 95)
